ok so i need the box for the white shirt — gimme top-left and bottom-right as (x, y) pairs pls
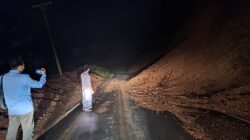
(81, 72), (91, 90)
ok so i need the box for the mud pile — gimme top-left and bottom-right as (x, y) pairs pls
(126, 1), (250, 139)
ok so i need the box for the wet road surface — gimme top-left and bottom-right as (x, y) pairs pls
(38, 80), (193, 140)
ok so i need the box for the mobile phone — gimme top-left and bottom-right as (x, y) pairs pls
(36, 69), (42, 74)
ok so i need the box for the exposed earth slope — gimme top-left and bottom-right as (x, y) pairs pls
(126, 1), (250, 139)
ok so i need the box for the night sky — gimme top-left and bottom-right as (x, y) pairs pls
(0, 0), (197, 74)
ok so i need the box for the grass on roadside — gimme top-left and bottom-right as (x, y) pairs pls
(90, 66), (111, 78)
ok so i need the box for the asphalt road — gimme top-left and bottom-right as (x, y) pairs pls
(38, 79), (193, 140)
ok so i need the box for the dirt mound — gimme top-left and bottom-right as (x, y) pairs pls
(126, 0), (250, 139)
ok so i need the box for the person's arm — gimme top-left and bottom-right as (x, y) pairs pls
(24, 68), (46, 88)
(24, 75), (46, 88)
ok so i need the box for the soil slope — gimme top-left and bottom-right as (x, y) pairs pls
(126, 1), (250, 139)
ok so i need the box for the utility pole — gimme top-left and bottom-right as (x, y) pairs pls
(32, 1), (63, 76)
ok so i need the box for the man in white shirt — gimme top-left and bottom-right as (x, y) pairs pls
(80, 65), (94, 111)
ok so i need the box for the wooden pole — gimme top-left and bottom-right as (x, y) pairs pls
(33, 1), (63, 76)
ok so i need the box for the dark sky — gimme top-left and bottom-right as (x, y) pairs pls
(0, 0), (197, 74)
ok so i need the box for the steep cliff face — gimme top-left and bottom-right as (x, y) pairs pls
(127, 0), (250, 139)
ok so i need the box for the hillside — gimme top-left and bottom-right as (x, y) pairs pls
(126, 1), (250, 139)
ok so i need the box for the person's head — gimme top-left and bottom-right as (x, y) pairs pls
(8, 56), (25, 72)
(82, 64), (90, 73)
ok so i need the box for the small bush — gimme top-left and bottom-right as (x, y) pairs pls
(91, 66), (111, 78)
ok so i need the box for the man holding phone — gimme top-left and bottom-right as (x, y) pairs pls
(2, 56), (46, 140)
